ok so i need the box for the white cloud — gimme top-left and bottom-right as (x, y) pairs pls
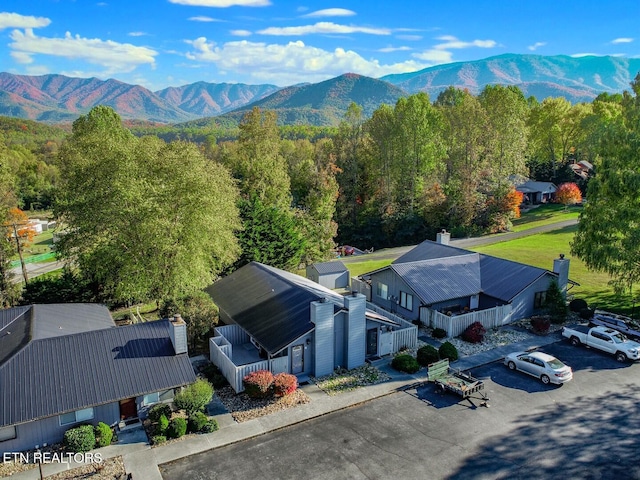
(0, 12), (50, 30)
(611, 37), (633, 44)
(258, 22), (390, 36)
(378, 46), (411, 53)
(412, 49), (453, 63)
(527, 41), (546, 51)
(9, 29), (157, 74)
(434, 35), (497, 49)
(396, 34), (422, 41)
(128, 32), (149, 37)
(168, 0), (270, 6)
(231, 29), (252, 36)
(185, 38), (427, 84)
(570, 53), (599, 58)
(301, 8), (356, 18)
(189, 16), (223, 22)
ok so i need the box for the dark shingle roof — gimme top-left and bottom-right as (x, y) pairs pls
(479, 254), (550, 302)
(394, 240), (470, 264)
(0, 318), (195, 427)
(310, 260), (348, 275)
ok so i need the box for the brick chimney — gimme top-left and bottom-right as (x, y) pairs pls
(436, 229), (450, 245)
(169, 314), (188, 355)
(553, 254), (570, 298)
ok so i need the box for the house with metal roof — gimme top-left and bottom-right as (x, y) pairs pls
(306, 260), (349, 289)
(515, 180), (557, 204)
(0, 304), (196, 454)
(206, 262), (417, 392)
(358, 232), (572, 337)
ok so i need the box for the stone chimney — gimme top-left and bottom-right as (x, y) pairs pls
(553, 254), (570, 298)
(436, 229), (450, 245)
(169, 314), (188, 355)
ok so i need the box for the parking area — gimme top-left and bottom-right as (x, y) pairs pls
(161, 340), (640, 480)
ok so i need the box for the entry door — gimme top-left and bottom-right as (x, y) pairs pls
(119, 398), (137, 420)
(366, 328), (378, 356)
(291, 344), (304, 374)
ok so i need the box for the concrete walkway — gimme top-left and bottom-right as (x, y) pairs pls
(11, 331), (562, 480)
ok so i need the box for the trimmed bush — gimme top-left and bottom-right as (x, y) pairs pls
(580, 308), (595, 320)
(63, 424), (96, 453)
(432, 328), (447, 339)
(156, 414), (169, 435)
(273, 372), (298, 397)
(148, 403), (172, 423)
(545, 279), (568, 324)
(243, 370), (275, 399)
(201, 419), (219, 433)
(391, 354), (420, 374)
(94, 422), (113, 448)
(201, 363), (229, 389)
(416, 345), (439, 367)
(462, 322), (486, 343)
(569, 298), (588, 313)
(166, 417), (187, 439)
(187, 412), (209, 433)
(439, 342), (459, 362)
(151, 435), (166, 445)
(174, 379), (214, 414)
(530, 316), (551, 334)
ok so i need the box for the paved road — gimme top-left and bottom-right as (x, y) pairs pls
(160, 337), (638, 480)
(9, 260), (66, 284)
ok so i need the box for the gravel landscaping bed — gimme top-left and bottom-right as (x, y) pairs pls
(215, 387), (311, 423)
(311, 364), (391, 395)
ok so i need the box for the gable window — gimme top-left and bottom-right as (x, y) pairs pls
(376, 282), (388, 299)
(143, 393), (160, 406)
(534, 291), (546, 309)
(400, 291), (413, 311)
(0, 425), (16, 442)
(59, 407), (94, 426)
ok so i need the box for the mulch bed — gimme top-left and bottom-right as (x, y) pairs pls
(214, 386), (311, 423)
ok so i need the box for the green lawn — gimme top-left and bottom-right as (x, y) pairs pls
(346, 259), (393, 278)
(511, 204), (581, 232)
(10, 230), (55, 261)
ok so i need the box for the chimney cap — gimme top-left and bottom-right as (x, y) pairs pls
(172, 313), (185, 324)
(559, 253), (565, 259)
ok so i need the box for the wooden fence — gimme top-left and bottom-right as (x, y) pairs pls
(365, 302), (418, 350)
(420, 304), (512, 338)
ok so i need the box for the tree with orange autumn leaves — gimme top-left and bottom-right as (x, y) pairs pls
(555, 182), (582, 209)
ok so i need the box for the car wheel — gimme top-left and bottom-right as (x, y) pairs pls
(541, 374), (551, 385)
(570, 336), (580, 347)
(616, 352), (628, 363)
(507, 361), (516, 371)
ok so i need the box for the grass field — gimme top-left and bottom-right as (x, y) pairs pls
(511, 204), (581, 232)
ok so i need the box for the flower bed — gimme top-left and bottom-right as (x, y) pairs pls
(215, 386), (311, 423)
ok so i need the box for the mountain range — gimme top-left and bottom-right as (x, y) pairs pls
(1, 54), (639, 126)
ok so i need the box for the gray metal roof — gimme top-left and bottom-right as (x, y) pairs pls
(31, 303), (116, 340)
(0, 306), (30, 331)
(479, 254), (550, 302)
(515, 180), (557, 194)
(0, 318), (195, 427)
(393, 240), (471, 264)
(310, 260), (348, 275)
(391, 254), (481, 305)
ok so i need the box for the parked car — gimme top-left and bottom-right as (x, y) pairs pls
(562, 324), (640, 362)
(504, 351), (573, 385)
(590, 310), (640, 341)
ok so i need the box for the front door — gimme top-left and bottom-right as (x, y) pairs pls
(119, 398), (137, 420)
(291, 344), (304, 374)
(366, 328), (378, 356)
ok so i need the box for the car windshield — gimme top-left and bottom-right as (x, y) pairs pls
(547, 358), (565, 369)
(612, 333), (627, 343)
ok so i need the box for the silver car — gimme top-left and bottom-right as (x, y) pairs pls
(504, 351), (573, 385)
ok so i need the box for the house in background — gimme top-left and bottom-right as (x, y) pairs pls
(516, 180), (557, 205)
(353, 231), (573, 337)
(206, 262), (417, 393)
(0, 304), (195, 454)
(306, 260), (349, 290)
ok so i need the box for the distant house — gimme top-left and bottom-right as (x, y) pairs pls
(516, 180), (557, 204)
(0, 304), (196, 454)
(354, 231), (573, 337)
(570, 160), (593, 180)
(306, 260), (349, 289)
(206, 262), (417, 392)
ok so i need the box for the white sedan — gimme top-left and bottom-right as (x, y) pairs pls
(504, 351), (573, 385)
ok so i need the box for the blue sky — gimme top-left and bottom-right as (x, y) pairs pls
(1, 0), (638, 91)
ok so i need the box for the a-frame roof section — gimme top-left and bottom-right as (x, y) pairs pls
(479, 254), (551, 302)
(393, 239), (471, 264)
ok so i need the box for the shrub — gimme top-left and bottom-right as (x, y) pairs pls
(94, 422), (113, 448)
(166, 417), (187, 439)
(156, 414), (169, 435)
(391, 354), (420, 374)
(530, 316), (551, 334)
(432, 328), (447, 339)
(412, 319), (422, 326)
(151, 435), (166, 445)
(416, 345), (439, 366)
(174, 379), (214, 414)
(569, 298), (588, 312)
(243, 370), (275, 399)
(201, 419), (219, 433)
(201, 363), (229, 389)
(63, 424), (96, 453)
(462, 322), (486, 343)
(544, 279), (568, 324)
(273, 372), (298, 397)
(148, 403), (172, 423)
(439, 342), (459, 362)
(187, 412), (209, 433)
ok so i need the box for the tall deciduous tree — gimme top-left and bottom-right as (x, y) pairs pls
(0, 135), (20, 306)
(555, 182), (582, 209)
(55, 106), (241, 304)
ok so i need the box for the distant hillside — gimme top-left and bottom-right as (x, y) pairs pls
(212, 73), (408, 126)
(381, 54), (640, 102)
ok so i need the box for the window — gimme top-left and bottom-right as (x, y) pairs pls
(143, 393), (160, 406)
(59, 407), (94, 426)
(0, 425), (16, 442)
(534, 291), (546, 309)
(399, 291), (413, 311)
(376, 282), (388, 299)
